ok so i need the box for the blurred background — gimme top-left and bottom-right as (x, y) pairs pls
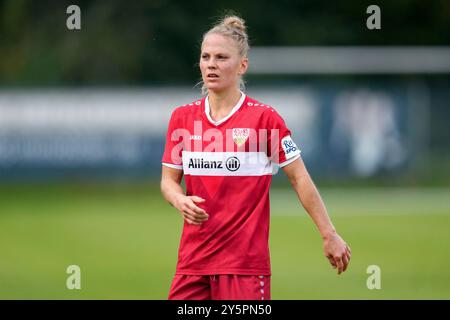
(1, 0), (449, 299)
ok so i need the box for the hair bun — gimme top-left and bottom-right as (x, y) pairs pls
(222, 16), (246, 33)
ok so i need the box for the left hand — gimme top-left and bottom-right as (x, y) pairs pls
(323, 233), (351, 275)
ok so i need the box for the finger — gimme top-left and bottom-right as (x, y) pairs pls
(326, 254), (337, 267)
(181, 210), (200, 224)
(344, 253), (351, 268)
(181, 204), (207, 220)
(180, 206), (205, 222)
(334, 256), (344, 274)
(182, 211), (202, 225)
(183, 208), (208, 222)
(346, 245), (352, 255)
(190, 196), (206, 203)
(187, 202), (208, 217)
(185, 217), (201, 226)
(345, 249), (351, 261)
(345, 248), (352, 261)
(327, 256), (337, 268)
(342, 255), (349, 272)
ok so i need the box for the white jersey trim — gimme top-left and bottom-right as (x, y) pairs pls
(205, 92), (246, 126)
(162, 162), (183, 170)
(279, 153), (301, 168)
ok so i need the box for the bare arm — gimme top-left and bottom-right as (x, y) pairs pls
(160, 166), (209, 225)
(282, 157), (352, 274)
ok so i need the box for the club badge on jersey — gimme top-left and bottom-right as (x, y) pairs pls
(232, 128), (250, 147)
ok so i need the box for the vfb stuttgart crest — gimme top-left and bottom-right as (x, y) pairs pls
(232, 128), (250, 147)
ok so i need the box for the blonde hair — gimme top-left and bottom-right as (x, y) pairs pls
(200, 15), (249, 95)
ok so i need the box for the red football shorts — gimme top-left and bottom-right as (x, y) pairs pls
(168, 274), (271, 300)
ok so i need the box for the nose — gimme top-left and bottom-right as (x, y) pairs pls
(207, 58), (217, 69)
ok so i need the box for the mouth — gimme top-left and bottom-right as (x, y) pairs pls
(207, 73), (219, 79)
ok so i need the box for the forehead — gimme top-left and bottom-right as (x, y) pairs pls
(201, 33), (238, 54)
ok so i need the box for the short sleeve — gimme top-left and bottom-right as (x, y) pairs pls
(161, 109), (183, 170)
(266, 109), (301, 167)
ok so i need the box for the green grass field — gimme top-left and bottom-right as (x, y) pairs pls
(1, 182), (449, 299)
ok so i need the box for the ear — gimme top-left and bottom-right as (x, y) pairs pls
(238, 57), (249, 76)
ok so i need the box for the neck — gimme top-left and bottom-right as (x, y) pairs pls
(208, 89), (242, 121)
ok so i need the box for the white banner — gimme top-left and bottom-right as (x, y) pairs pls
(182, 151), (273, 176)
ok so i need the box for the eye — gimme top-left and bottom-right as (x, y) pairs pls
(201, 54), (209, 60)
(218, 55), (228, 60)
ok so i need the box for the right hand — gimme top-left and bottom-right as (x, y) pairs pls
(174, 195), (209, 225)
(323, 232), (351, 275)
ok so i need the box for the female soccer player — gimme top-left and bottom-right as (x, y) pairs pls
(161, 15), (351, 300)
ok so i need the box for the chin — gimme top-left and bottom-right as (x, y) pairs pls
(205, 84), (223, 93)
(205, 83), (235, 94)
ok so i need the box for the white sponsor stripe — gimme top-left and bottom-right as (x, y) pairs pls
(182, 151), (273, 176)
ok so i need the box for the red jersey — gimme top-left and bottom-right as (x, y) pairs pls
(162, 93), (301, 275)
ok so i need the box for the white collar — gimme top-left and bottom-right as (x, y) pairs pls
(205, 92), (246, 126)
